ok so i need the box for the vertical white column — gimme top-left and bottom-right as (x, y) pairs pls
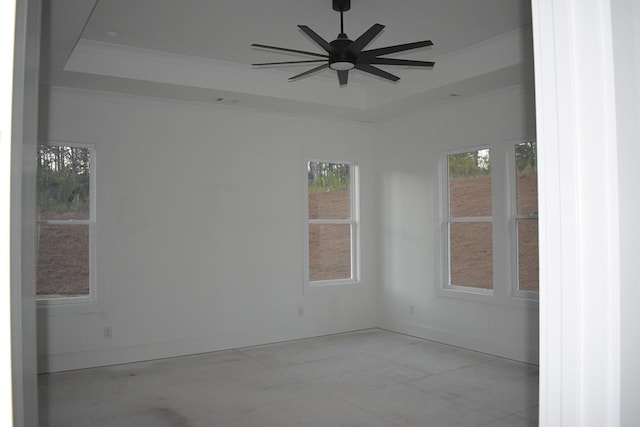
(532, 0), (621, 425)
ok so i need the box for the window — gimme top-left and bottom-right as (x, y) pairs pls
(306, 161), (358, 285)
(440, 141), (539, 300)
(443, 148), (493, 291)
(36, 143), (95, 302)
(512, 141), (539, 295)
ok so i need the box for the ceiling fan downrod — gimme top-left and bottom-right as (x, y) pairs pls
(333, 0), (351, 35)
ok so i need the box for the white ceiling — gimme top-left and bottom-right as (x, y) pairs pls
(40, 0), (533, 122)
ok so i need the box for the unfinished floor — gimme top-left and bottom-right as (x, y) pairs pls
(38, 329), (539, 427)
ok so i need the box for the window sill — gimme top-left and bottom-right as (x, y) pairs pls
(37, 295), (100, 314)
(304, 279), (363, 294)
(436, 286), (494, 301)
(435, 285), (539, 309)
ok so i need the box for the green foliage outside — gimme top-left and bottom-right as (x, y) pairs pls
(308, 161), (350, 193)
(448, 143), (536, 179)
(515, 141), (537, 174)
(37, 145), (91, 216)
(448, 149), (491, 178)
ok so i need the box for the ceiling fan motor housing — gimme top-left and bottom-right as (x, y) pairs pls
(332, 0), (351, 12)
(329, 35), (356, 69)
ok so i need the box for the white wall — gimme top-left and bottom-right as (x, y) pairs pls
(375, 85), (539, 363)
(38, 86), (541, 373)
(38, 87), (379, 373)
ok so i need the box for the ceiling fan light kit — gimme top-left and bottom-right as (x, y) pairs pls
(252, 0), (435, 86)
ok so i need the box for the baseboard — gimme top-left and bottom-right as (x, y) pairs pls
(38, 320), (538, 373)
(37, 327), (379, 374)
(380, 319), (539, 365)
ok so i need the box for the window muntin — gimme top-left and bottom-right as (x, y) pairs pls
(36, 144), (95, 302)
(513, 141), (539, 295)
(306, 161), (358, 285)
(444, 149), (493, 291)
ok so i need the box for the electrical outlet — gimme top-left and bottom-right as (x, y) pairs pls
(409, 305), (415, 315)
(104, 326), (112, 339)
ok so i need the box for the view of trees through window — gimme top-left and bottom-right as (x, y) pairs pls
(38, 146), (91, 220)
(307, 161), (354, 282)
(37, 145), (92, 298)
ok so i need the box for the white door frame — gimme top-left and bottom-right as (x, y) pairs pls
(532, 0), (624, 425)
(3, 0), (41, 425)
(0, 0), (19, 423)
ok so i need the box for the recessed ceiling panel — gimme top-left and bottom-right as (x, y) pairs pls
(81, 0), (531, 66)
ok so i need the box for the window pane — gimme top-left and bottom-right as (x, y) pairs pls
(448, 149), (491, 217)
(309, 224), (351, 281)
(517, 219), (539, 292)
(37, 145), (91, 220)
(449, 222), (493, 289)
(37, 224), (89, 297)
(308, 162), (350, 219)
(515, 142), (537, 216)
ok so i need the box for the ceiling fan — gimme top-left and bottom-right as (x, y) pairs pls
(251, 0), (435, 86)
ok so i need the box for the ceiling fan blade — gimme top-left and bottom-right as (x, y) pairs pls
(337, 70), (349, 86)
(366, 58), (435, 67)
(288, 63), (330, 80)
(251, 43), (328, 59)
(348, 23), (385, 54)
(354, 63), (400, 82)
(298, 25), (334, 53)
(253, 59), (327, 66)
(361, 40), (433, 58)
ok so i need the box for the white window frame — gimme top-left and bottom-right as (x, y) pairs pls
(36, 142), (96, 306)
(303, 159), (360, 291)
(439, 146), (494, 297)
(508, 140), (539, 300)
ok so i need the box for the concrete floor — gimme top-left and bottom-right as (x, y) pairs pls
(38, 329), (539, 427)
